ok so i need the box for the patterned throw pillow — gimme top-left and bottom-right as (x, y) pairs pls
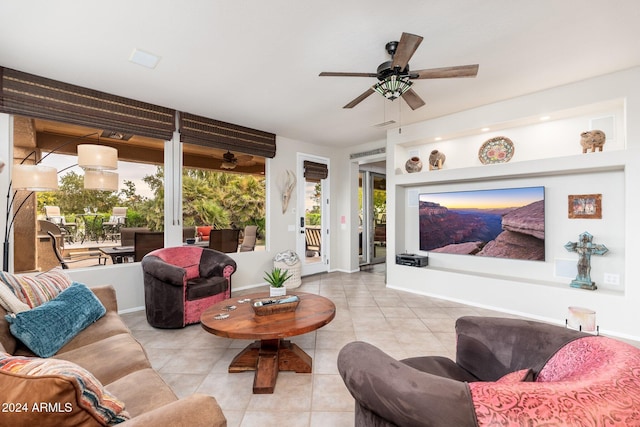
(0, 267), (72, 309)
(0, 353), (130, 425)
(0, 278), (30, 313)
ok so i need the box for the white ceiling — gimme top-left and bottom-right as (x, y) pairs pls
(1, 1), (639, 147)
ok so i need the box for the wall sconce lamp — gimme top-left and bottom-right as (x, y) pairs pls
(3, 134), (119, 271)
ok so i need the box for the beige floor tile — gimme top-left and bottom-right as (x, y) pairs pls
(221, 410), (244, 427)
(313, 348), (341, 374)
(311, 374), (354, 412)
(160, 373), (204, 399)
(247, 373), (312, 411)
(309, 411), (354, 427)
(241, 411), (311, 427)
(196, 372), (255, 411)
(315, 329), (357, 350)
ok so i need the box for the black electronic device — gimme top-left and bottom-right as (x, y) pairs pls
(395, 253), (429, 267)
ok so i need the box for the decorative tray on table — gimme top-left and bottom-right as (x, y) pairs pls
(251, 295), (300, 316)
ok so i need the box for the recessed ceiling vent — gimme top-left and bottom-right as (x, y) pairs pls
(350, 147), (386, 160)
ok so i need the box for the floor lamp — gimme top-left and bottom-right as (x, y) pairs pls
(3, 137), (118, 272)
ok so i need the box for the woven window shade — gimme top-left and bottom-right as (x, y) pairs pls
(179, 112), (276, 158)
(304, 161), (328, 182)
(0, 67), (176, 140)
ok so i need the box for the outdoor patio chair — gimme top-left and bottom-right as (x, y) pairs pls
(44, 205), (76, 243)
(46, 231), (106, 268)
(102, 207), (128, 242)
(239, 225), (257, 252)
(209, 229), (240, 253)
(134, 231), (164, 262)
(305, 226), (322, 256)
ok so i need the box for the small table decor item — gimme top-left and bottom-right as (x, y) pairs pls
(479, 136), (514, 164)
(264, 267), (293, 297)
(251, 295), (300, 316)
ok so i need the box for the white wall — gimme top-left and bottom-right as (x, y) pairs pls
(385, 67), (640, 340)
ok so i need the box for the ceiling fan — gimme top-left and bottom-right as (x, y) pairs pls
(219, 151), (256, 170)
(319, 32), (479, 110)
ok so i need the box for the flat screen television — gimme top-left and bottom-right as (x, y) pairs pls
(419, 186), (545, 261)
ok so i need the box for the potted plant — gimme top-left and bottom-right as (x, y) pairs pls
(264, 267), (293, 297)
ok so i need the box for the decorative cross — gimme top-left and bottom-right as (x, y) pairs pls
(564, 231), (608, 290)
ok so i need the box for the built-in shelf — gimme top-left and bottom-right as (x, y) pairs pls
(399, 265), (626, 297)
(394, 150), (626, 188)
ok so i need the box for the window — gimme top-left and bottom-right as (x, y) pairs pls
(9, 116), (268, 273)
(181, 142), (266, 252)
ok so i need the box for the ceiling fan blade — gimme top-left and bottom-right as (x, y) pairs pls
(344, 88), (375, 108)
(319, 72), (378, 78)
(412, 64), (479, 79)
(391, 32), (424, 70)
(402, 88), (426, 110)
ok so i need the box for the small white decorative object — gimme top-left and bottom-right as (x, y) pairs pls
(567, 306), (598, 333)
(274, 250), (302, 289)
(270, 286), (287, 297)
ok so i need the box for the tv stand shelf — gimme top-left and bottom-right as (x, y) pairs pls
(394, 150), (626, 188)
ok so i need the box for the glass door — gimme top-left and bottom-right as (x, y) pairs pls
(359, 170), (386, 265)
(297, 155), (329, 276)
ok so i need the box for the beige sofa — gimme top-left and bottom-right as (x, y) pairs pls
(0, 285), (226, 427)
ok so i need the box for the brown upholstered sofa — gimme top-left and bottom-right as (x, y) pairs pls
(0, 285), (226, 426)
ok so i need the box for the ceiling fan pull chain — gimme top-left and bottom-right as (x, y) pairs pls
(398, 97), (402, 134)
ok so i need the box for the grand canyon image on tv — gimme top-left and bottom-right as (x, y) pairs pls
(419, 186), (545, 261)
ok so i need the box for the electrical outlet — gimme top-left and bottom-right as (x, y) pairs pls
(603, 273), (620, 286)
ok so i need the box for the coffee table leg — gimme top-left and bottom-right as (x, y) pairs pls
(253, 339), (280, 394)
(228, 339), (314, 394)
(228, 341), (261, 372)
(278, 340), (312, 373)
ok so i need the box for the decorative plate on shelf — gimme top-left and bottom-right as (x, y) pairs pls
(478, 136), (514, 164)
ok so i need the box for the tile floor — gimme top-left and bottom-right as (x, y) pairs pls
(120, 265), (522, 427)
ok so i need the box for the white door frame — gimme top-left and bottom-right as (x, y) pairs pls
(296, 153), (329, 276)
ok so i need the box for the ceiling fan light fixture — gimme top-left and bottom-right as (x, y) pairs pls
(373, 75), (412, 100)
(220, 161), (236, 170)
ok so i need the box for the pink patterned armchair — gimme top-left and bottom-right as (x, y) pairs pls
(141, 247), (236, 328)
(338, 316), (640, 426)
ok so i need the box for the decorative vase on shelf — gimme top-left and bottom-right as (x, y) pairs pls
(405, 156), (423, 173)
(429, 150), (446, 170)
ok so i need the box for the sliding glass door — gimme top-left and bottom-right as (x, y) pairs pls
(359, 170), (386, 266)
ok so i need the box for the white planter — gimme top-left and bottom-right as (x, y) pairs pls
(269, 286), (286, 297)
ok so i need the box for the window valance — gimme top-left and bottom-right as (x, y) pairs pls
(0, 67), (176, 141)
(179, 112), (276, 158)
(303, 161), (328, 181)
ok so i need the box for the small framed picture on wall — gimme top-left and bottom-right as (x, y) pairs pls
(568, 194), (602, 219)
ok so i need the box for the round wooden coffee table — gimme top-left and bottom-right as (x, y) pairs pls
(201, 292), (335, 394)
